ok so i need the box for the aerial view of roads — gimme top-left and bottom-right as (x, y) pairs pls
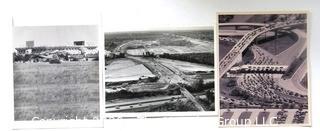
(105, 29), (215, 113)
(218, 13), (309, 125)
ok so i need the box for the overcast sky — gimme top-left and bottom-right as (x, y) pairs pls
(13, 25), (98, 48)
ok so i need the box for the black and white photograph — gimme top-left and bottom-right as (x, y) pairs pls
(104, 29), (215, 113)
(13, 25), (100, 121)
(3, 0), (320, 131)
(218, 12), (310, 126)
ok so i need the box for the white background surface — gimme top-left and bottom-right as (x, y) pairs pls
(0, 0), (319, 130)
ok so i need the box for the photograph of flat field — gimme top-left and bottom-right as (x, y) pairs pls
(13, 26), (100, 121)
(218, 13), (309, 126)
(105, 29), (215, 113)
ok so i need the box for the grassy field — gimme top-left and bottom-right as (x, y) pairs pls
(14, 61), (99, 121)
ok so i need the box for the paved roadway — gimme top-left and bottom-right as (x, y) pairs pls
(106, 95), (185, 112)
(179, 87), (205, 111)
(107, 33), (212, 112)
(127, 56), (184, 83)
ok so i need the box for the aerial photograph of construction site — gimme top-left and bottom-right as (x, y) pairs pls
(218, 13), (309, 126)
(105, 29), (215, 113)
(13, 25), (100, 121)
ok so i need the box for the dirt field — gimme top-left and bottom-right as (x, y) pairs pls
(105, 59), (155, 83)
(14, 61), (99, 121)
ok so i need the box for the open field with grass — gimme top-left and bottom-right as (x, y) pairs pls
(14, 61), (99, 121)
(105, 59), (156, 83)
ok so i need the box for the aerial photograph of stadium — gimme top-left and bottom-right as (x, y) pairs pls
(13, 25), (100, 121)
(104, 29), (215, 113)
(218, 12), (309, 126)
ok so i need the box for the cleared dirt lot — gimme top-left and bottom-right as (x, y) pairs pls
(14, 61), (99, 121)
(105, 59), (155, 83)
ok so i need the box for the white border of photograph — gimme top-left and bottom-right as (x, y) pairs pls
(215, 10), (312, 127)
(12, 12), (104, 129)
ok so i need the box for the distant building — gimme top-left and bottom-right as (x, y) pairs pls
(26, 41), (34, 48)
(74, 41), (85, 46)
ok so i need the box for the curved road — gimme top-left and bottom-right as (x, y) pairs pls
(219, 20), (306, 78)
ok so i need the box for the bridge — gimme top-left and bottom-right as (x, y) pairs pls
(219, 20), (306, 78)
(179, 87), (205, 111)
(229, 65), (288, 74)
(220, 23), (267, 27)
(219, 23), (266, 36)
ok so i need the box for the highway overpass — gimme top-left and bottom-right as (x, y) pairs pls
(219, 20), (306, 78)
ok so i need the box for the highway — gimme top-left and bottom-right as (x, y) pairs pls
(106, 95), (185, 112)
(219, 37), (239, 43)
(179, 87), (205, 111)
(219, 23), (266, 36)
(220, 23), (266, 26)
(219, 20), (306, 78)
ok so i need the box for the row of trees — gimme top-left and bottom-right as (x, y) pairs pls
(105, 85), (181, 101)
(160, 53), (214, 65)
(173, 30), (214, 41)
